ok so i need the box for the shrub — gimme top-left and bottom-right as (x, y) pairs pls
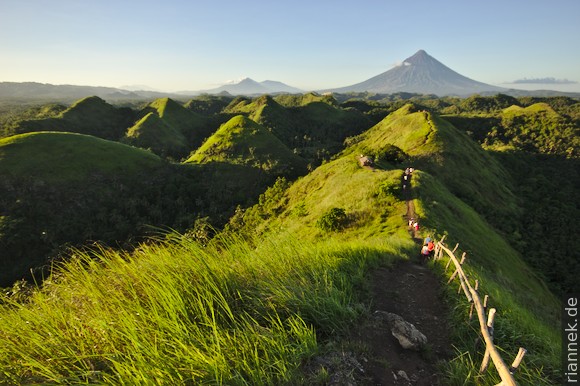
(316, 207), (347, 232)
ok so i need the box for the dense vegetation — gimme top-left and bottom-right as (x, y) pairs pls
(0, 92), (577, 384)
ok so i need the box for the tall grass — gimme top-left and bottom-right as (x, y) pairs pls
(0, 232), (401, 384)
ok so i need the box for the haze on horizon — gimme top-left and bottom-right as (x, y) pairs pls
(1, 0), (579, 93)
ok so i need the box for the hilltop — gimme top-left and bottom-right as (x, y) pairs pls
(7, 96), (135, 140)
(186, 115), (308, 178)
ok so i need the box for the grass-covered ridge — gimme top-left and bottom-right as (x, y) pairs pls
(0, 233), (403, 384)
(0, 131), (162, 182)
(226, 104), (561, 384)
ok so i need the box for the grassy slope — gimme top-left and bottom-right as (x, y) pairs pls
(232, 105), (560, 384)
(186, 115), (308, 176)
(0, 105), (562, 385)
(124, 112), (189, 158)
(12, 96), (134, 140)
(0, 131), (162, 182)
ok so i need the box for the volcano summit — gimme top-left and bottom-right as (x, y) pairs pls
(330, 50), (505, 96)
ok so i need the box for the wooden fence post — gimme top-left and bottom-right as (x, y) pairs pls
(469, 280), (479, 320)
(438, 241), (521, 386)
(480, 308), (497, 373)
(509, 348), (527, 374)
(447, 253), (467, 283)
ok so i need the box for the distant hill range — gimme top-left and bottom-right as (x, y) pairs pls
(0, 81), (189, 102)
(2, 52), (580, 100)
(327, 50), (506, 96)
(187, 78), (303, 96)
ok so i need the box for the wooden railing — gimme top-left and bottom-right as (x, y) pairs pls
(433, 236), (527, 386)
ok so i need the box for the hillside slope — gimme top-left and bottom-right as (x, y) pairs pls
(229, 104), (560, 383)
(124, 112), (190, 158)
(10, 96), (135, 140)
(186, 115), (308, 178)
(0, 104), (563, 385)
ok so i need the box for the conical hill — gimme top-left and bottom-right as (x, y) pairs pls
(353, 104), (519, 225)
(13, 96), (134, 140)
(141, 97), (216, 151)
(186, 115), (307, 177)
(124, 112), (189, 158)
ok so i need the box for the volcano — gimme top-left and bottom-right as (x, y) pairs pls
(330, 50), (505, 96)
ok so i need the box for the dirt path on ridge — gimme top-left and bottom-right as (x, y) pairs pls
(308, 165), (453, 384)
(350, 261), (453, 385)
(351, 168), (453, 385)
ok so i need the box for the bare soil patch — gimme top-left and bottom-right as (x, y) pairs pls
(354, 260), (454, 385)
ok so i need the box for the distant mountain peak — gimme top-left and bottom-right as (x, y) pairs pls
(328, 50), (505, 96)
(403, 49), (434, 65)
(198, 78), (302, 96)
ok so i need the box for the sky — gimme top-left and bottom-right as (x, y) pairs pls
(1, 0), (580, 93)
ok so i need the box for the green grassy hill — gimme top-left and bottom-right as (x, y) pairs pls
(10, 96), (135, 140)
(184, 94), (234, 115)
(0, 131), (162, 182)
(0, 131), (169, 285)
(227, 104), (561, 384)
(224, 94), (373, 165)
(186, 115), (308, 178)
(124, 112), (189, 158)
(0, 130), (290, 287)
(145, 97), (212, 143)
(0, 99), (566, 385)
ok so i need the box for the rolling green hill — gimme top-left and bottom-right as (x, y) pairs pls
(227, 104), (561, 384)
(186, 115), (308, 178)
(0, 131), (168, 285)
(124, 112), (190, 158)
(9, 96), (135, 140)
(0, 130), (291, 287)
(224, 94), (373, 165)
(133, 97), (220, 159)
(0, 131), (162, 182)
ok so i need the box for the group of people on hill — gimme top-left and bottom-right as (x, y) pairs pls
(402, 166), (434, 263)
(420, 235), (435, 263)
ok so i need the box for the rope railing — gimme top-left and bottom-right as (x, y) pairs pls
(434, 237), (527, 386)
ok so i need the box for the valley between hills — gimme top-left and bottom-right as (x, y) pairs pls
(0, 91), (578, 385)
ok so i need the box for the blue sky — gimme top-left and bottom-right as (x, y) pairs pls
(1, 0), (579, 92)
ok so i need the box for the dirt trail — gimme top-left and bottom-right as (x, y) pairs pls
(355, 168), (452, 385)
(317, 165), (452, 384)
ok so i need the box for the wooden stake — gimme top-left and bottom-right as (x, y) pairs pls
(438, 243), (518, 386)
(480, 308), (497, 373)
(509, 347), (527, 374)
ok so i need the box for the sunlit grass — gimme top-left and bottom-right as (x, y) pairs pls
(0, 232), (401, 384)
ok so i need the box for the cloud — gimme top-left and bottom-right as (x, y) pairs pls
(511, 77), (577, 84)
